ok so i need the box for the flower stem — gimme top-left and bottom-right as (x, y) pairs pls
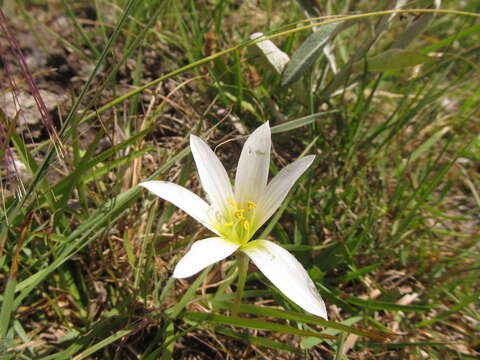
(232, 252), (249, 317)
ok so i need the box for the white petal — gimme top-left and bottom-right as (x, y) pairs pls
(140, 181), (217, 234)
(173, 237), (240, 278)
(250, 33), (290, 75)
(242, 239), (327, 319)
(235, 122), (271, 205)
(190, 135), (234, 213)
(256, 155), (315, 228)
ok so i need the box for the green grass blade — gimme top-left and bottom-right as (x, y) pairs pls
(213, 301), (386, 341)
(0, 277), (16, 338)
(183, 312), (337, 340)
(216, 326), (302, 355)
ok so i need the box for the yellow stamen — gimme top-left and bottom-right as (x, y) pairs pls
(217, 197), (257, 244)
(234, 209), (244, 217)
(228, 197), (239, 209)
(246, 201), (257, 210)
(235, 214), (245, 221)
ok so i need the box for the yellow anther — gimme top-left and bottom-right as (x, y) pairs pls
(235, 214), (246, 221)
(228, 197), (240, 209)
(246, 201), (257, 210)
(218, 197), (256, 243)
(234, 209), (245, 219)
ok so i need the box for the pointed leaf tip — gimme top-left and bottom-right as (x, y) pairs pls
(281, 22), (339, 87)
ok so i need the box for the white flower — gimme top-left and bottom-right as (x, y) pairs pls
(140, 122), (327, 319)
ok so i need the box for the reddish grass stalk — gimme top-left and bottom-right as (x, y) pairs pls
(0, 9), (67, 196)
(0, 49), (17, 188)
(0, 8), (61, 148)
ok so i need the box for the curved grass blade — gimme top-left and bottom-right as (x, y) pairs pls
(216, 326), (302, 355)
(71, 326), (137, 360)
(182, 312), (336, 340)
(213, 301), (387, 341)
(271, 111), (336, 134)
(168, 265), (213, 319)
(346, 296), (430, 312)
(415, 290), (480, 328)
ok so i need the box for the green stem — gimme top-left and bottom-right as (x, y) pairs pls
(232, 252), (249, 317)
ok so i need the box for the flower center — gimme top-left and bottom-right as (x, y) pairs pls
(213, 197), (257, 244)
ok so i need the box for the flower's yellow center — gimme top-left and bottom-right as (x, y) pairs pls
(214, 197), (257, 244)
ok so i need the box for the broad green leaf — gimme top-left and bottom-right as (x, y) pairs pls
(281, 22), (339, 87)
(364, 49), (431, 72)
(249, 32), (309, 104)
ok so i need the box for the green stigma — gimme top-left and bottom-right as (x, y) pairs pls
(214, 197), (257, 244)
